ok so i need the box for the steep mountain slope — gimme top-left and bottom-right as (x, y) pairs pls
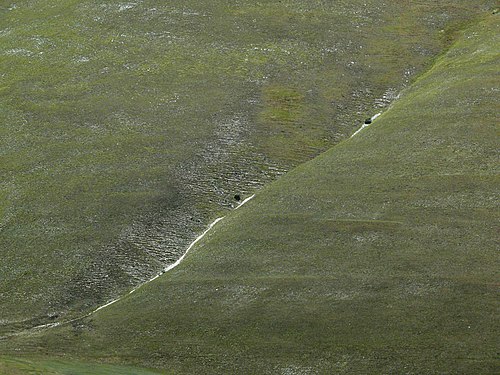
(2, 1), (495, 336)
(3, 10), (498, 375)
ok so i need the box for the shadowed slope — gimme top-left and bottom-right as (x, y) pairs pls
(3, 11), (498, 375)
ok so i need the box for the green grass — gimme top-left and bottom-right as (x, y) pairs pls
(2, 0), (495, 335)
(0, 356), (164, 375)
(2, 10), (498, 374)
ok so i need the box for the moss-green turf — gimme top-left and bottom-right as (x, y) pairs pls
(2, 0), (494, 334)
(2, 10), (498, 375)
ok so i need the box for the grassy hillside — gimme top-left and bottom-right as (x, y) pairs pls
(1, 0), (495, 335)
(0, 356), (162, 375)
(3, 10), (498, 374)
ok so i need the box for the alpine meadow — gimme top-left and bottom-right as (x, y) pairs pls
(0, 1), (498, 374)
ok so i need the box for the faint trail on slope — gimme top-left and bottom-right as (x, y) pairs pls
(350, 112), (382, 138)
(94, 195), (256, 307)
(0, 195), (257, 340)
(234, 194), (255, 210)
(88, 216), (226, 314)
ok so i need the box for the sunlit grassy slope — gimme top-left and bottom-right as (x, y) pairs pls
(4, 11), (498, 375)
(0, 356), (162, 375)
(1, 0), (495, 335)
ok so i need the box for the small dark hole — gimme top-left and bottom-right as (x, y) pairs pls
(234, 194), (241, 201)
